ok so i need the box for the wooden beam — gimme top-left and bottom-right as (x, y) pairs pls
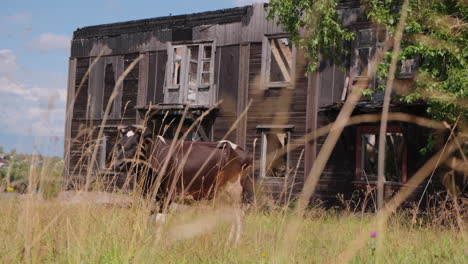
(305, 67), (320, 180)
(271, 39), (291, 82)
(137, 53), (149, 124)
(186, 112), (210, 141)
(237, 43), (250, 149)
(64, 58), (77, 182)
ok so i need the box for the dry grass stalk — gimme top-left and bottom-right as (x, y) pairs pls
(375, 0), (410, 261)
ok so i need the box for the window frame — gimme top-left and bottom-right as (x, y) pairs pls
(261, 34), (296, 89)
(355, 126), (408, 185)
(87, 56), (124, 120)
(350, 26), (388, 90)
(97, 125), (120, 170)
(257, 125), (294, 179)
(164, 41), (215, 105)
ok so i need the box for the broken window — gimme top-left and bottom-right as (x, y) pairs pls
(88, 56), (123, 119)
(262, 36), (295, 88)
(356, 127), (407, 183)
(165, 43), (214, 105)
(98, 129), (119, 170)
(351, 28), (388, 88)
(172, 47), (183, 86)
(258, 126), (293, 178)
(102, 63), (115, 115)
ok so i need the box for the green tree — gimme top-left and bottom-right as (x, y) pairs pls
(267, 0), (467, 123)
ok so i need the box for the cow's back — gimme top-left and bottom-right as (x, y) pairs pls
(148, 139), (245, 200)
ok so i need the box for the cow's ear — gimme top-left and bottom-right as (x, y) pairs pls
(117, 125), (128, 134)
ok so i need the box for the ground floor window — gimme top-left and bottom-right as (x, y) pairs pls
(355, 126), (407, 184)
(257, 125), (293, 178)
(98, 127), (119, 170)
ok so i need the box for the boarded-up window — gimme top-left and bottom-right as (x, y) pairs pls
(356, 126), (407, 183)
(262, 36), (295, 88)
(165, 43), (214, 105)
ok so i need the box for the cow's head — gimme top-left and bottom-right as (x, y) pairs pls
(111, 125), (145, 171)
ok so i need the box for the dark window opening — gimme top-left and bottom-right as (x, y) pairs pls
(103, 63), (115, 115)
(356, 126), (407, 184)
(351, 28), (388, 89)
(122, 54), (139, 118)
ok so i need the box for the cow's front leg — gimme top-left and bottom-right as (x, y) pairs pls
(224, 175), (244, 246)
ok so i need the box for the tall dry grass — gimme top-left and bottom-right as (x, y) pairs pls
(0, 2), (467, 263)
(0, 195), (466, 263)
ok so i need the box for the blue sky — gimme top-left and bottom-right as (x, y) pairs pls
(0, 0), (267, 157)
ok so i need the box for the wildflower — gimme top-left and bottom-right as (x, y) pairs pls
(262, 252), (267, 257)
(370, 232), (377, 238)
(6, 187), (14, 192)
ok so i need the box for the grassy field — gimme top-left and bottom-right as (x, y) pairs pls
(0, 193), (466, 264)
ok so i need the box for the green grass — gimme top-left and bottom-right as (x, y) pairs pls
(0, 195), (465, 263)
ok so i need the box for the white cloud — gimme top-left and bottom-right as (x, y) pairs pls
(29, 33), (71, 51)
(0, 50), (66, 139)
(233, 0), (269, 6)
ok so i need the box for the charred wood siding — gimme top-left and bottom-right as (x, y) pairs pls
(315, 112), (356, 202)
(122, 54), (140, 119)
(245, 43), (308, 198)
(103, 63), (115, 114)
(213, 45), (240, 142)
(318, 58), (347, 107)
(146, 51), (167, 106)
(69, 58), (91, 177)
(73, 58), (90, 119)
(146, 52), (157, 105)
(155, 51), (167, 104)
(73, 7), (249, 39)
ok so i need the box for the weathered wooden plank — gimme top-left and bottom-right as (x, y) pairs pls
(155, 51), (167, 104)
(213, 45), (240, 141)
(122, 54), (140, 119)
(64, 58), (77, 179)
(237, 43), (250, 148)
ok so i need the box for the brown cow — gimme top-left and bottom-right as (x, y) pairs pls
(111, 125), (253, 244)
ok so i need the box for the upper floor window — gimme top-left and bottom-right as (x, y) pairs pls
(165, 42), (215, 105)
(262, 35), (295, 88)
(351, 28), (388, 88)
(88, 56), (123, 120)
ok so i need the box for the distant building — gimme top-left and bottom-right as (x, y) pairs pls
(0, 158), (8, 169)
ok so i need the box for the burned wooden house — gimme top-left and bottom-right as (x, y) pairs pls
(65, 2), (438, 204)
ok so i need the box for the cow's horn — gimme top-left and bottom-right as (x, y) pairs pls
(117, 125), (128, 131)
(131, 125), (145, 130)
